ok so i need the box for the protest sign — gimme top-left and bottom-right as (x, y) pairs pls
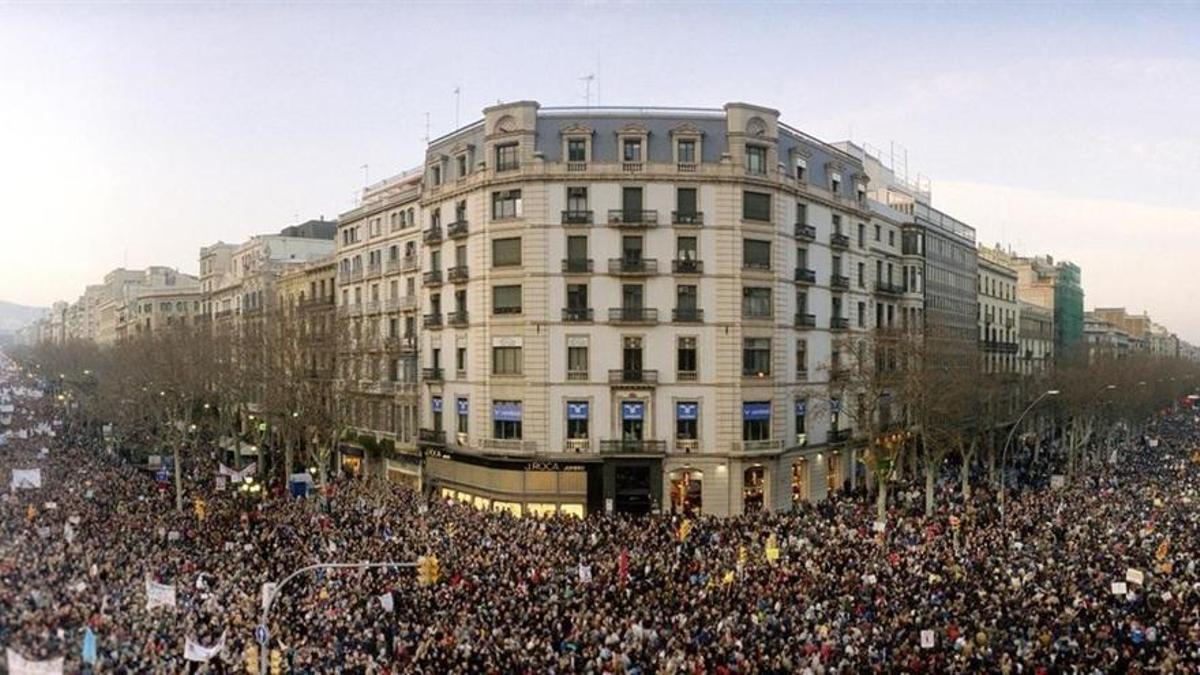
(11, 469), (42, 490)
(183, 631), (226, 662)
(145, 579), (177, 610)
(920, 630), (935, 649)
(1126, 568), (1145, 585)
(5, 649), (64, 675)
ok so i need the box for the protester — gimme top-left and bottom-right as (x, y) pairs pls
(2, 361), (1199, 673)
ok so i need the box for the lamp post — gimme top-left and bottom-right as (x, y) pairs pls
(999, 389), (1059, 528)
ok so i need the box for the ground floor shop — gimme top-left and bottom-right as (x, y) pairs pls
(423, 451), (597, 518)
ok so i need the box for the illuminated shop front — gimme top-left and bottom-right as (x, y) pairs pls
(425, 452), (593, 518)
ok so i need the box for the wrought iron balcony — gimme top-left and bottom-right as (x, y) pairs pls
(981, 340), (1020, 354)
(366, 263), (383, 278)
(564, 438), (591, 453)
(607, 209), (658, 227)
(422, 313), (442, 329)
(562, 307), (594, 322)
(831, 316), (850, 331)
(831, 233), (851, 248)
(608, 369), (658, 385)
(875, 281), (904, 295)
(447, 310), (469, 327)
(795, 224), (817, 240)
(447, 220), (469, 239)
(794, 313), (816, 328)
(608, 258), (658, 275)
(448, 266), (469, 283)
(401, 256), (418, 272)
(423, 270), (443, 286)
(672, 259), (703, 274)
(608, 307), (658, 324)
(671, 211), (704, 226)
(561, 258), (593, 274)
(384, 335), (416, 353)
(417, 428), (445, 446)
(600, 439), (666, 454)
(672, 308), (704, 323)
(422, 367), (443, 382)
(423, 226), (443, 244)
(562, 210), (594, 225)
(831, 274), (850, 289)
(794, 268), (816, 284)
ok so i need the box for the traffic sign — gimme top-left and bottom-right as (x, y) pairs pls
(254, 624), (269, 645)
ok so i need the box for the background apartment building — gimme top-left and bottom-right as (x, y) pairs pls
(977, 247), (1020, 374)
(1018, 301), (1054, 374)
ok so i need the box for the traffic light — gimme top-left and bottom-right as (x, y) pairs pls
(244, 644), (259, 674)
(417, 554), (441, 586)
(269, 649), (283, 675)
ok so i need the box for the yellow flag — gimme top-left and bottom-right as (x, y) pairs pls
(1156, 539), (1170, 562)
(678, 519), (693, 542)
(737, 545), (748, 567)
(722, 570), (735, 585)
(765, 533), (780, 563)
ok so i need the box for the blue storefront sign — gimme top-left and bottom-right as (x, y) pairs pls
(830, 399), (841, 413)
(621, 401), (644, 421)
(566, 401), (589, 420)
(431, 396), (443, 413)
(493, 401), (522, 421)
(795, 400), (807, 415)
(676, 402), (698, 421)
(456, 398), (469, 415)
(742, 402), (771, 421)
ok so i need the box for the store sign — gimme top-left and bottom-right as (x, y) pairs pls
(795, 400), (807, 415)
(743, 402), (771, 421)
(493, 401), (522, 422)
(431, 397), (443, 413)
(566, 402), (589, 420)
(621, 401), (644, 421)
(456, 398), (469, 415)
(676, 402), (698, 421)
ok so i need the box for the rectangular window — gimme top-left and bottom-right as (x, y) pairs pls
(457, 398), (469, 434)
(456, 347), (466, 373)
(858, 223), (865, 248)
(456, 155), (468, 178)
(491, 190), (522, 219)
(832, 214), (842, 233)
(795, 398), (807, 444)
(858, 301), (866, 327)
(677, 140), (696, 163)
(567, 139), (587, 163)
(495, 143), (519, 172)
(677, 336), (697, 379)
(746, 145), (767, 175)
(742, 337), (771, 376)
(743, 191), (771, 221)
(493, 285), (523, 314)
(677, 236), (698, 261)
(622, 139), (642, 162)
(492, 401), (522, 439)
(676, 401), (698, 440)
(796, 202), (808, 225)
(796, 339), (807, 379)
(492, 346), (522, 375)
(492, 237), (522, 266)
(567, 345), (588, 379)
(676, 188), (697, 216)
(676, 284), (698, 310)
(830, 171), (842, 195)
(795, 157), (807, 182)
(743, 239), (771, 270)
(566, 187), (588, 213)
(742, 287), (772, 318)
(743, 404), (771, 441)
(858, 262), (866, 288)
(566, 283), (588, 310)
(566, 402), (589, 439)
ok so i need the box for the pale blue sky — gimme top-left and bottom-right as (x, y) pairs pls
(2, 2), (1198, 339)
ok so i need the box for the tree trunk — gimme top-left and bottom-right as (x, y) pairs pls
(923, 459), (936, 517)
(875, 475), (887, 525)
(285, 435), (294, 484)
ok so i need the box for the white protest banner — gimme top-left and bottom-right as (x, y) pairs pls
(5, 649), (64, 675)
(167, 531), (181, 542)
(578, 563), (593, 583)
(378, 592), (394, 613)
(215, 476), (227, 492)
(11, 469), (42, 490)
(183, 631), (226, 662)
(1049, 475), (1066, 489)
(219, 463), (257, 483)
(920, 630), (935, 649)
(145, 579), (177, 610)
(43, 502), (57, 510)
(63, 523), (75, 545)
(261, 583), (277, 612)
(1125, 568), (1145, 586)
(1111, 581), (1128, 596)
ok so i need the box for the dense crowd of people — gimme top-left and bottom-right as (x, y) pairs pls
(3, 358), (1200, 673)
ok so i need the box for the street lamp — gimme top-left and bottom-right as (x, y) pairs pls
(999, 389), (1059, 528)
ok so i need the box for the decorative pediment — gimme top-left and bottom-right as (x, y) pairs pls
(792, 147), (813, 159)
(853, 172), (870, 184)
(615, 122), (649, 136)
(449, 142), (475, 155)
(825, 160), (846, 173)
(493, 115), (518, 134)
(559, 123), (594, 136)
(669, 122), (705, 137)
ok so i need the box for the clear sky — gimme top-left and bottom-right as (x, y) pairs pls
(1, 2), (1198, 340)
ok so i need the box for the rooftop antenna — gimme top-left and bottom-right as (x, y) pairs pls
(361, 164), (369, 187)
(453, 86), (461, 128)
(580, 74), (595, 107)
(423, 112), (430, 144)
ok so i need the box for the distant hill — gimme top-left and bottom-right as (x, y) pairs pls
(0, 300), (48, 333)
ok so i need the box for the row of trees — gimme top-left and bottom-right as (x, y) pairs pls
(833, 327), (1199, 521)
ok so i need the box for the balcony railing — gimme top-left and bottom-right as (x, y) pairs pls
(401, 256), (418, 272)
(672, 259), (703, 274)
(831, 233), (851, 248)
(423, 226), (443, 244)
(794, 268), (816, 284)
(384, 335), (417, 353)
(422, 367), (443, 382)
(562, 307), (594, 322)
(622, 162), (643, 173)
(366, 263), (382, 278)
(981, 340), (1020, 354)
(829, 429), (852, 444)
(673, 439), (699, 454)
(447, 310), (469, 327)
(385, 258), (403, 274)
(875, 281), (904, 295)
(795, 313), (816, 328)
(562, 210), (594, 225)
(731, 439), (785, 454)
(671, 211), (704, 226)
(599, 439), (666, 454)
(676, 161), (697, 173)
(607, 209), (658, 227)
(566, 161), (587, 172)
(423, 270), (443, 286)
(561, 258), (593, 274)
(423, 313), (442, 329)
(831, 316), (850, 330)
(562, 438), (591, 453)
(608, 369), (658, 385)
(830, 274), (850, 289)
(795, 224), (817, 240)
(608, 258), (658, 275)
(385, 296), (417, 312)
(417, 428), (445, 446)
(608, 307), (658, 324)
(447, 220), (469, 239)
(448, 266), (469, 283)
(672, 308), (704, 323)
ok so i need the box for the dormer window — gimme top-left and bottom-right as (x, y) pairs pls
(622, 139), (642, 163)
(456, 155), (468, 178)
(677, 140), (696, 164)
(830, 171), (842, 195)
(795, 158), (808, 182)
(431, 164), (442, 187)
(856, 183), (867, 204)
(746, 145), (768, 176)
(567, 138), (587, 163)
